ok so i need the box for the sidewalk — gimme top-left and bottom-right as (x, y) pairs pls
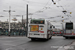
(0, 35), (26, 37)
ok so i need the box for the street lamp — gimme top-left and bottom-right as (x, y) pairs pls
(0, 16), (4, 17)
(3, 6), (15, 36)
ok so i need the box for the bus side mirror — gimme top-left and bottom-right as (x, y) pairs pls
(50, 26), (52, 28)
(53, 26), (55, 28)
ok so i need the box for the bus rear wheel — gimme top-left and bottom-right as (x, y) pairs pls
(65, 37), (68, 39)
(31, 38), (35, 41)
(49, 37), (52, 39)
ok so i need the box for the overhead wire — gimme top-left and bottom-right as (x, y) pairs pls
(31, 0), (51, 14)
(57, 0), (65, 10)
(24, 0), (60, 18)
(51, 0), (71, 22)
(31, 0), (62, 19)
(27, 0), (54, 19)
(57, 0), (72, 17)
(26, 0), (70, 21)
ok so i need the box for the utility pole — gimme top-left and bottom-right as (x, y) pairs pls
(61, 16), (64, 35)
(26, 4), (28, 37)
(3, 6), (15, 36)
(22, 15), (23, 27)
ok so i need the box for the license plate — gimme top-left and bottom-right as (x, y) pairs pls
(34, 34), (40, 35)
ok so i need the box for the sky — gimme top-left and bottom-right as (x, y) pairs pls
(0, 0), (75, 28)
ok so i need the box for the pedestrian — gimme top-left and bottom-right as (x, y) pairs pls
(14, 32), (16, 36)
(6, 30), (8, 36)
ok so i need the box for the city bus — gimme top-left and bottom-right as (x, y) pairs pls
(27, 19), (52, 41)
(63, 22), (75, 39)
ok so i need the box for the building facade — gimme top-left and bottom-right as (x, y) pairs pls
(0, 21), (25, 30)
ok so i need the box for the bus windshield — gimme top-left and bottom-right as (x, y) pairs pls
(30, 19), (45, 24)
(66, 23), (73, 29)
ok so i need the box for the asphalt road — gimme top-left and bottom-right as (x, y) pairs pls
(0, 36), (75, 50)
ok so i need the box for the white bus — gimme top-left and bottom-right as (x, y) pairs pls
(63, 22), (75, 39)
(27, 19), (52, 40)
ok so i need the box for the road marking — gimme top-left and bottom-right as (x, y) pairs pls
(3, 44), (16, 46)
(6, 47), (25, 50)
(57, 45), (74, 50)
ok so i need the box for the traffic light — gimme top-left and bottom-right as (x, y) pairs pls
(70, 12), (72, 14)
(62, 16), (64, 18)
(52, 0), (56, 5)
(54, 2), (56, 4)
